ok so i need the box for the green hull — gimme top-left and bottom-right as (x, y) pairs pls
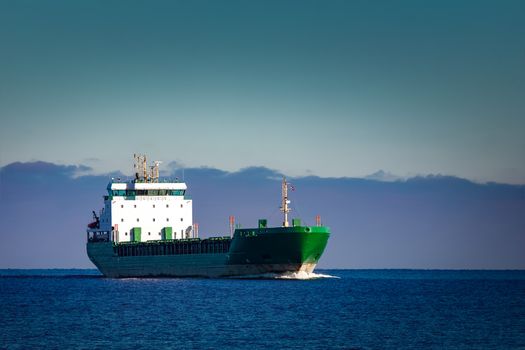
(87, 226), (330, 278)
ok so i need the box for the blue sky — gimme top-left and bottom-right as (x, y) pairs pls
(1, 0), (524, 183)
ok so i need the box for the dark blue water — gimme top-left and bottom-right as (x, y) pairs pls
(1, 270), (524, 349)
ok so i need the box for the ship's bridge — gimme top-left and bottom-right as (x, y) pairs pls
(107, 181), (187, 197)
(89, 155), (194, 243)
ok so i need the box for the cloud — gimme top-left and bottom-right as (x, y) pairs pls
(1, 161), (524, 269)
(0, 161), (84, 177)
(365, 170), (402, 182)
(82, 157), (101, 163)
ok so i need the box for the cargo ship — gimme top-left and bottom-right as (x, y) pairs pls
(86, 154), (330, 278)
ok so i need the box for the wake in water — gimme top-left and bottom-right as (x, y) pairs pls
(229, 271), (339, 280)
(277, 271), (340, 280)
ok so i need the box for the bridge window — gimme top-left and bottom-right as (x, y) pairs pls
(168, 190), (185, 196)
(110, 190), (126, 196)
(110, 189), (185, 197)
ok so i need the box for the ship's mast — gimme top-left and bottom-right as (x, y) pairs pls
(134, 154), (162, 183)
(150, 161), (162, 183)
(143, 156), (147, 181)
(134, 153), (148, 182)
(280, 177), (291, 227)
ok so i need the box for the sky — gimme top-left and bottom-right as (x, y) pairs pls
(0, 0), (524, 184)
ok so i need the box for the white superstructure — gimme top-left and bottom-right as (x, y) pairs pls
(87, 155), (194, 243)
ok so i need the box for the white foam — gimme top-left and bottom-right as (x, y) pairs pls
(276, 271), (340, 280)
(229, 271), (339, 280)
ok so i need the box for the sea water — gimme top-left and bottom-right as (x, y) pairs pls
(1, 270), (524, 349)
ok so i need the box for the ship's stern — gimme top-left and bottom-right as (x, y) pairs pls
(86, 242), (119, 277)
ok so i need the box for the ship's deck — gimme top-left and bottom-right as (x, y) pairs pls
(111, 237), (232, 257)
